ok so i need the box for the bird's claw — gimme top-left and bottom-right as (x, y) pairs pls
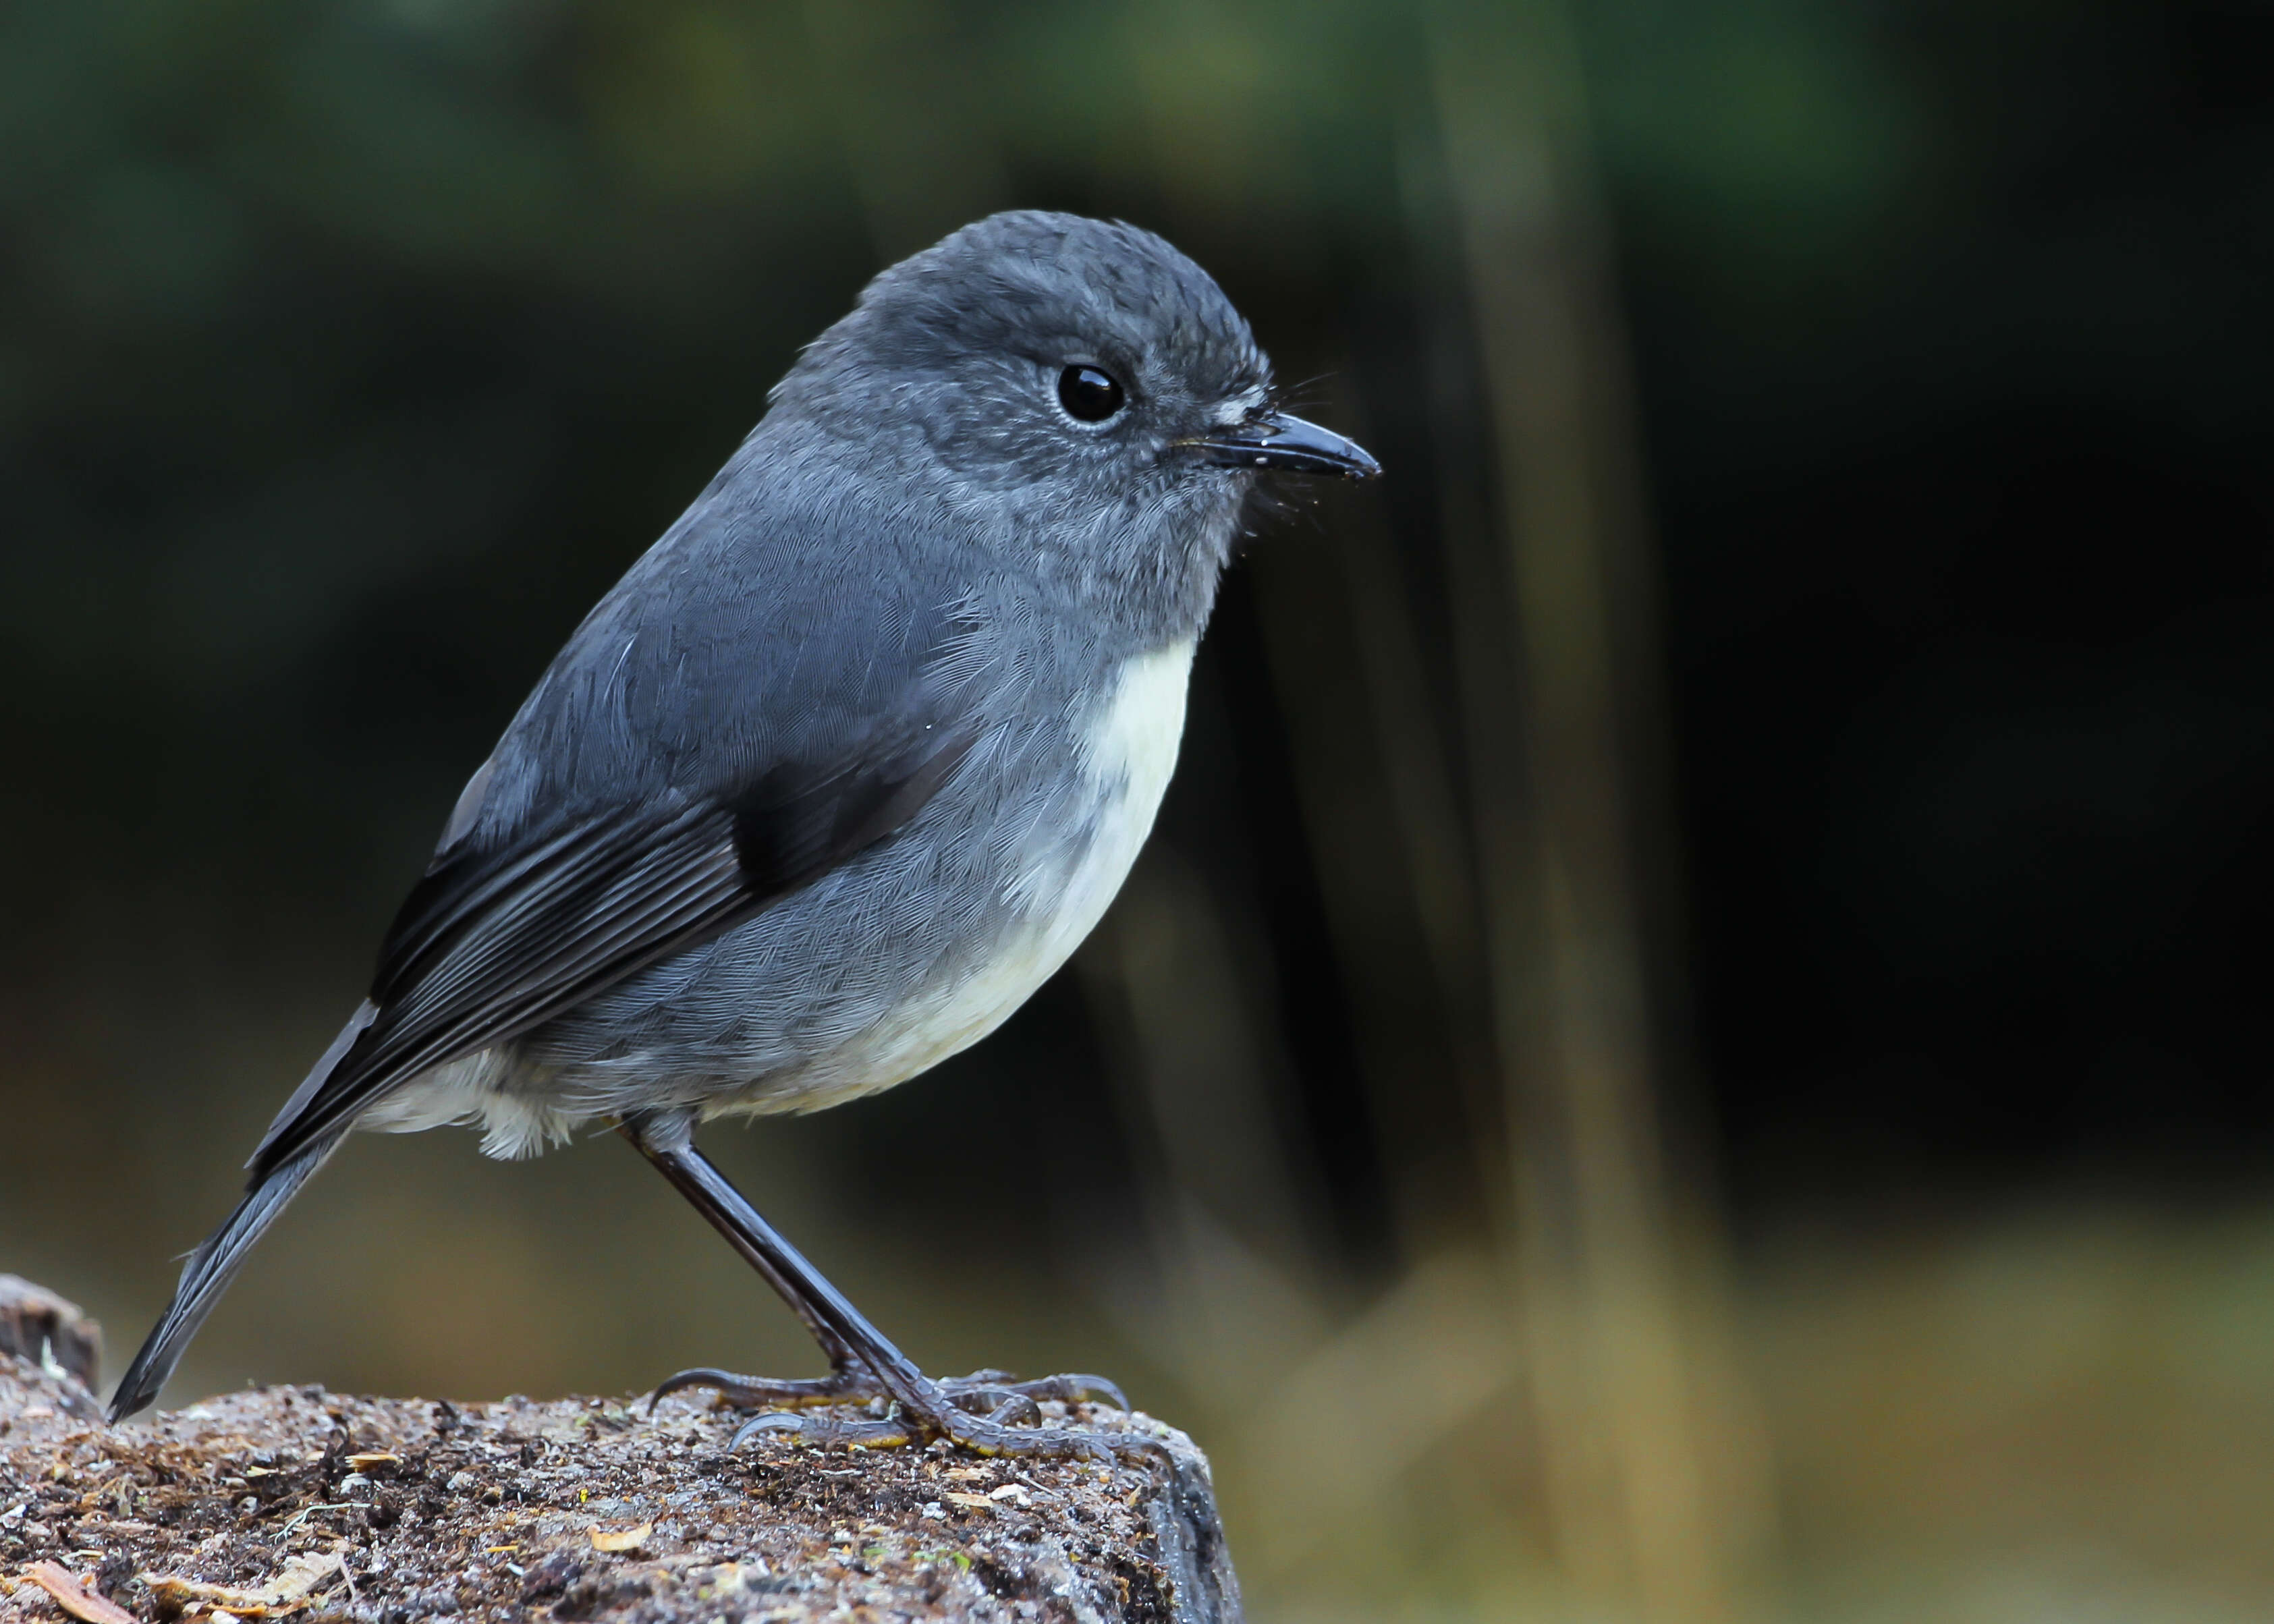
(729, 1407), (913, 1451)
(658, 1361), (1154, 1461)
(731, 1397), (1159, 1463)
(647, 1366), (878, 1414)
(653, 1364), (1128, 1418)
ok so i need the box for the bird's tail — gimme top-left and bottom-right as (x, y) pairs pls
(107, 1129), (345, 1422)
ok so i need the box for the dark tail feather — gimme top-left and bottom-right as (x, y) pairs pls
(107, 1131), (345, 1422)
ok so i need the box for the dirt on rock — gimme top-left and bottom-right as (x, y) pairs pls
(0, 1339), (1238, 1624)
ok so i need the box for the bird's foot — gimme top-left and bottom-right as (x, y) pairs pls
(653, 1364), (1125, 1417)
(653, 1363), (1161, 1461)
(733, 1388), (1168, 1463)
(650, 1364), (886, 1413)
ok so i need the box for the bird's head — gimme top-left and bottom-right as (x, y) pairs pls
(772, 211), (1378, 638)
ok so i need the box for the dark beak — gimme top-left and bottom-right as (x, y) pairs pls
(1182, 411), (1381, 479)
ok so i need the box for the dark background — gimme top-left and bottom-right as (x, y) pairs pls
(5, 2), (2271, 1618)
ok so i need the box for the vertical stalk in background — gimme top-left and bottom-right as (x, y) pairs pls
(1426, 1), (1770, 1618)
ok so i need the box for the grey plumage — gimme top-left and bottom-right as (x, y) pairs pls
(110, 211), (1377, 1426)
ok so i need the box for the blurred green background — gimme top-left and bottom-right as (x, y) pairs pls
(8, 1), (2274, 1620)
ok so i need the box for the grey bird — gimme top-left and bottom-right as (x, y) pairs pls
(107, 211), (1378, 1456)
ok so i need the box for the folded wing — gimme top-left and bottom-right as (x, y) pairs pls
(248, 698), (978, 1179)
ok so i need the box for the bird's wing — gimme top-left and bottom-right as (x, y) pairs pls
(248, 705), (976, 1178)
(244, 540), (987, 1181)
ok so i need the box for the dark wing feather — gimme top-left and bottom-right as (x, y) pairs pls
(247, 707), (977, 1179)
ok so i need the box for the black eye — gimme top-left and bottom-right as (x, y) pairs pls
(1057, 364), (1125, 423)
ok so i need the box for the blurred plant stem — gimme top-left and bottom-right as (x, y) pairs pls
(1425, 1), (1772, 1618)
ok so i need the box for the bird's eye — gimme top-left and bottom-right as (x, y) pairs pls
(1056, 364), (1126, 423)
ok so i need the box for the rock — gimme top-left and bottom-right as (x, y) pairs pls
(0, 1300), (1239, 1623)
(0, 1280), (101, 1396)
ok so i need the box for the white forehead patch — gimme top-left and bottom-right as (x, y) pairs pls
(1213, 385), (1269, 427)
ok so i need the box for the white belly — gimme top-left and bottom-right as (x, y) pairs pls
(779, 636), (1197, 1108)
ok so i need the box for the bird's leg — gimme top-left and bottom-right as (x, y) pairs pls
(643, 1218), (882, 1412)
(619, 1114), (1158, 1461)
(626, 1119), (1123, 1420)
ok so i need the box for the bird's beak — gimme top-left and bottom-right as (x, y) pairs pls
(1180, 411), (1381, 479)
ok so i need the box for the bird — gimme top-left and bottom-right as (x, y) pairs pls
(106, 210), (1379, 1458)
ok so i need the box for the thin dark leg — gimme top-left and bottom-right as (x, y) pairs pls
(619, 1120), (888, 1411)
(623, 1115), (927, 1393)
(621, 1112), (1144, 1459)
